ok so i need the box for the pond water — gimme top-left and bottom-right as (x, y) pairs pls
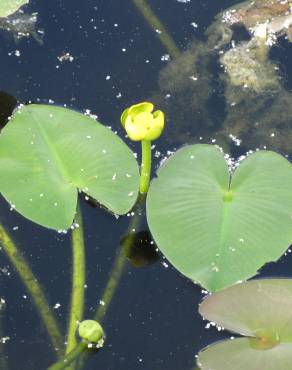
(0, 0), (292, 369)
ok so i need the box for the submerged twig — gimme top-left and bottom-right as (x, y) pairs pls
(0, 223), (63, 354)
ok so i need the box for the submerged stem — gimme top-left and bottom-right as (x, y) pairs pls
(47, 342), (87, 370)
(140, 140), (152, 194)
(0, 302), (8, 370)
(95, 208), (142, 322)
(0, 223), (63, 354)
(48, 197), (146, 370)
(65, 204), (86, 356)
(132, 0), (180, 58)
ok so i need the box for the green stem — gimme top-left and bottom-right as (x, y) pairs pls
(65, 203), (86, 356)
(48, 198), (146, 370)
(132, 0), (180, 58)
(0, 301), (8, 370)
(0, 223), (63, 353)
(140, 140), (152, 194)
(95, 209), (142, 323)
(47, 343), (87, 370)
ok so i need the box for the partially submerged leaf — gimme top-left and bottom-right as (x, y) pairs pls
(198, 338), (292, 370)
(199, 279), (292, 340)
(0, 0), (28, 18)
(146, 144), (292, 291)
(198, 279), (292, 370)
(0, 104), (140, 229)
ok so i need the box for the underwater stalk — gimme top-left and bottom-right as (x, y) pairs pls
(0, 223), (63, 353)
(95, 206), (143, 322)
(0, 300), (8, 370)
(65, 203), (86, 356)
(47, 199), (145, 370)
(47, 342), (87, 370)
(132, 0), (180, 58)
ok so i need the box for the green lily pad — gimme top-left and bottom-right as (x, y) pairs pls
(0, 104), (139, 230)
(198, 279), (292, 370)
(0, 0), (28, 18)
(198, 338), (292, 370)
(146, 144), (292, 291)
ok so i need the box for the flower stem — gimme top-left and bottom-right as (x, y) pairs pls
(140, 140), (152, 194)
(65, 203), (86, 357)
(0, 223), (63, 353)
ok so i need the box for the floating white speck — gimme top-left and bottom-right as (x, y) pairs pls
(161, 54), (170, 62)
(0, 298), (6, 309)
(57, 52), (74, 63)
(0, 337), (10, 344)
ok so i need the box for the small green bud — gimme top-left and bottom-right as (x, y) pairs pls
(78, 320), (105, 347)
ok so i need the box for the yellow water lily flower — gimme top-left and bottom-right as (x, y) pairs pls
(121, 102), (164, 141)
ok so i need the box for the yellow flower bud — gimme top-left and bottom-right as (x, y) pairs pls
(121, 102), (164, 141)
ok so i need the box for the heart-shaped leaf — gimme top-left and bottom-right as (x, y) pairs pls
(0, 104), (139, 230)
(198, 279), (292, 370)
(146, 144), (292, 291)
(0, 0), (28, 17)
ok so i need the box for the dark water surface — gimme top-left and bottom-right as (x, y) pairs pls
(0, 0), (292, 369)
